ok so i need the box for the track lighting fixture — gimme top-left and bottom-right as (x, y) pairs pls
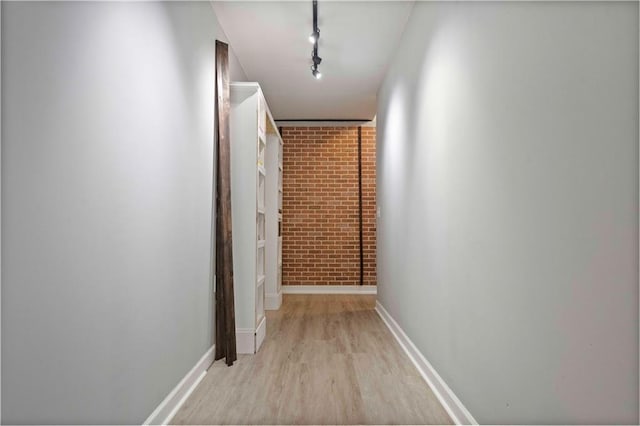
(309, 30), (319, 44)
(309, 0), (323, 79)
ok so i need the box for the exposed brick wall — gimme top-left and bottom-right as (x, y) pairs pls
(281, 126), (376, 286)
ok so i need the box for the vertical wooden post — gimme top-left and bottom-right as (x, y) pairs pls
(214, 40), (237, 366)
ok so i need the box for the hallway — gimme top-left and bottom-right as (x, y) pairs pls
(171, 295), (452, 425)
(1, 2), (637, 424)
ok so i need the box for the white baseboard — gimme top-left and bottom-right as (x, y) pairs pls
(255, 316), (266, 351)
(236, 328), (256, 354)
(282, 285), (377, 295)
(375, 302), (477, 425)
(143, 345), (214, 425)
(265, 290), (283, 310)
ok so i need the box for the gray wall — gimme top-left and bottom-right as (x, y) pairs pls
(377, 2), (638, 424)
(2, 1), (246, 423)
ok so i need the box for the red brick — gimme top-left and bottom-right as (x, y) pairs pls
(282, 126), (377, 286)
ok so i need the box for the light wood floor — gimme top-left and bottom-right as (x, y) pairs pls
(171, 294), (452, 425)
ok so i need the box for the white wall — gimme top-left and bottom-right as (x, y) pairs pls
(377, 2), (638, 424)
(2, 2), (246, 423)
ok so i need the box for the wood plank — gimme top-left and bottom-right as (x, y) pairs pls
(172, 295), (452, 425)
(214, 40), (237, 366)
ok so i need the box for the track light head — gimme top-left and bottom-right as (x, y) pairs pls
(309, 30), (319, 44)
(309, 0), (322, 79)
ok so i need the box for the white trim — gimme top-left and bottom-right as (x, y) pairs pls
(236, 328), (255, 354)
(255, 316), (266, 351)
(637, 5), (640, 424)
(237, 318), (267, 354)
(0, 1), (3, 420)
(265, 290), (283, 310)
(375, 302), (477, 425)
(282, 285), (377, 295)
(143, 345), (215, 425)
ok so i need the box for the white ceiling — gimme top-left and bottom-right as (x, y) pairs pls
(212, 1), (414, 120)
